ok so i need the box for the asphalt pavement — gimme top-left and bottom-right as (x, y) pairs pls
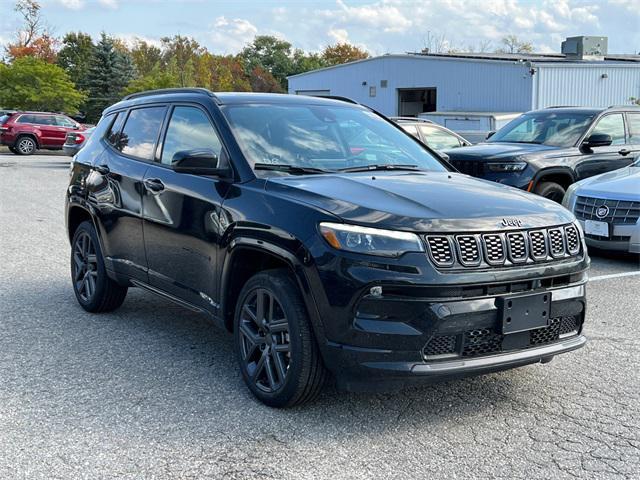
(1, 153), (639, 479)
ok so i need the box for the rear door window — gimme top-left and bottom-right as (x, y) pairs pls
(115, 106), (166, 160)
(627, 113), (640, 144)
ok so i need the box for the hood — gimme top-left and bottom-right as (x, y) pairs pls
(443, 142), (558, 161)
(575, 165), (640, 201)
(265, 171), (574, 232)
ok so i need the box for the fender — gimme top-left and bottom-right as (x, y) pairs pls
(219, 236), (329, 348)
(530, 166), (576, 191)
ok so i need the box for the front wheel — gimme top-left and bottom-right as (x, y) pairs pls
(234, 269), (327, 407)
(71, 221), (128, 312)
(534, 181), (566, 203)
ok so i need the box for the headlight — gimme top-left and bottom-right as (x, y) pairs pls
(487, 162), (527, 172)
(562, 182), (579, 209)
(319, 222), (424, 257)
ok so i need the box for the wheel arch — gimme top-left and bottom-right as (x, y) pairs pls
(15, 132), (40, 148)
(219, 239), (322, 338)
(532, 167), (576, 191)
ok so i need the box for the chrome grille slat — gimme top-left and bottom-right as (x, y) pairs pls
(575, 196), (640, 225)
(425, 224), (581, 269)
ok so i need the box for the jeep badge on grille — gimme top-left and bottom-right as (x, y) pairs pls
(502, 218), (523, 227)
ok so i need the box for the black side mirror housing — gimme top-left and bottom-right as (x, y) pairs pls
(485, 131), (496, 140)
(172, 149), (229, 176)
(581, 133), (612, 150)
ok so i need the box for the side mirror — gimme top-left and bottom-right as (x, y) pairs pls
(439, 151), (450, 162)
(172, 149), (229, 176)
(582, 133), (612, 150)
(485, 131), (496, 140)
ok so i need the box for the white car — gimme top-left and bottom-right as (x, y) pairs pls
(563, 157), (640, 254)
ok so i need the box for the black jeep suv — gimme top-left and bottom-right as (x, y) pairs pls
(66, 89), (589, 407)
(444, 106), (640, 202)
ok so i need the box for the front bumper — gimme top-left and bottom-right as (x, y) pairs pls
(578, 220), (640, 254)
(319, 279), (587, 392)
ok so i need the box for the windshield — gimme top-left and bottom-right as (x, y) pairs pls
(221, 103), (448, 174)
(488, 111), (596, 147)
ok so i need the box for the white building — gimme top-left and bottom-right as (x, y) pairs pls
(288, 38), (640, 118)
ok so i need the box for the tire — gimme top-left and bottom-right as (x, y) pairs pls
(234, 269), (327, 407)
(70, 221), (128, 313)
(14, 136), (37, 155)
(534, 181), (566, 203)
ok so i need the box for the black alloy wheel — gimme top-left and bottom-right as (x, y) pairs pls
(72, 230), (98, 302)
(70, 221), (128, 312)
(234, 270), (327, 407)
(238, 288), (291, 393)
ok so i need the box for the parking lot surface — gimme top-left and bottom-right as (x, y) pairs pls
(1, 153), (639, 479)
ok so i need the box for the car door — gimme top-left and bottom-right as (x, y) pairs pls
(89, 106), (167, 283)
(54, 115), (79, 147)
(141, 104), (231, 311)
(625, 112), (640, 159)
(575, 113), (634, 179)
(34, 115), (61, 147)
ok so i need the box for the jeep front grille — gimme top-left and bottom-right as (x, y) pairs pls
(425, 224), (581, 269)
(575, 196), (640, 225)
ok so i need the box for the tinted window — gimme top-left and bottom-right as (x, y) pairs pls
(106, 112), (126, 147)
(0, 115), (8, 125)
(627, 113), (640, 144)
(590, 114), (625, 145)
(117, 107), (166, 159)
(17, 115), (36, 124)
(223, 104), (446, 174)
(36, 115), (56, 125)
(489, 111), (595, 147)
(161, 106), (223, 166)
(419, 125), (462, 150)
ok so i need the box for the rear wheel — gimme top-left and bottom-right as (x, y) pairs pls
(534, 181), (566, 203)
(234, 269), (327, 407)
(71, 221), (128, 312)
(15, 136), (37, 155)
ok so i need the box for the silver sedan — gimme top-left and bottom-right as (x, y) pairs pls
(563, 157), (640, 254)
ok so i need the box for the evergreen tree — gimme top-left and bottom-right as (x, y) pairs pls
(57, 32), (94, 91)
(85, 33), (136, 122)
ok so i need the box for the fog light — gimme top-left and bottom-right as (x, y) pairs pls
(370, 286), (383, 297)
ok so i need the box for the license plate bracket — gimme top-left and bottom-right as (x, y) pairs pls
(499, 293), (550, 334)
(585, 219), (609, 238)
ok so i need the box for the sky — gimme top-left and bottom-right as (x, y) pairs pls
(0, 0), (638, 56)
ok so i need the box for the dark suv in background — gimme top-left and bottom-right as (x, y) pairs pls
(0, 111), (85, 155)
(444, 106), (640, 201)
(66, 89), (589, 407)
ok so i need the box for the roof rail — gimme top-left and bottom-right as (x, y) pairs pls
(389, 116), (434, 123)
(123, 88), (216, 101)
(316, 95), (359, 104)
(546, 105), (578, 109)
(608, 104), (640, 108)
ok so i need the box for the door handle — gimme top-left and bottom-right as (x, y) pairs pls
(618, 148), (631, 156)
(143, 178), (165, 193)
(94, 164), (110, 175)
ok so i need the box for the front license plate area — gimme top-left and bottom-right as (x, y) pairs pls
(499, 293), (550, 334)
(585, 219), (609, 238)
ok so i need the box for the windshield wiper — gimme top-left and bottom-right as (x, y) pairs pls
(338, 164), (421, 173)
(254, 163), (333, 175)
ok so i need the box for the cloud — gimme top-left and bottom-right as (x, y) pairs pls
(210, 16), (258, 53)
(115, 33), (162, 48)
(58, 0), (118, 9)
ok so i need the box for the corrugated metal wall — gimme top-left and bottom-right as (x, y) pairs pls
(534, 64), (640, 109)
(288, 55), (533, 116)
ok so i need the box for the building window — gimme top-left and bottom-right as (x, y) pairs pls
(369, 86), (377, 97)
(380, 80), (388, 88)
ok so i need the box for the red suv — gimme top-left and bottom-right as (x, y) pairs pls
(0, 111), (85, 155)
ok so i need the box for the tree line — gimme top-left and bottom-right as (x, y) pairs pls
(0, 0), (369, 122)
